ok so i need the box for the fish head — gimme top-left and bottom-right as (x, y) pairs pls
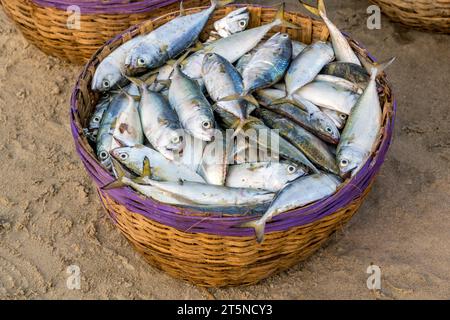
(337, 147), (365, 178)
(89, 112), (103, 131)
(110, 146), (144, 174)
(158, 128), (186, 154)
(189, 113), (215, 142)
(125, 43), (163, 76)
(285, 162), (309, 179)
(92, 61), (122, 92)
(214, 7), (249, 38)
(277, 162), (307, 182)
(97, 147), (113, 171)
(314, 113), (341, 144)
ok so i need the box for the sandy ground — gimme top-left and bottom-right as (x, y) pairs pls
(0, 0), (449, 300)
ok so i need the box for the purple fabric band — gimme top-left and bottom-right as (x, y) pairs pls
(31, 0), (183, 14)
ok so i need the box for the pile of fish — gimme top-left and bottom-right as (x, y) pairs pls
(84, 0), (394, 243)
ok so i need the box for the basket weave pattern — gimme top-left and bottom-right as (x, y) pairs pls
(70, 6), (396, 287)
(371, 0), (450, 33)
(1, 0), (210, 64)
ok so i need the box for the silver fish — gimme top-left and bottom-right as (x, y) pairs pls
(91, 35), (145, 91)
(202, 53), (248, 121)
(110, 144), (205, 183)
(226, 162), (307, 192)
(296, 80), (360, 115)
(320, 62), (370, 88)
(169, 66), (216, 141)
(181, 4), (298, 81)
(302, 0), (361, 65)
(242, 32), (292, 94)
(315, 74), (364, 94)
(131, 78), (185, 161)
(141, 178), (275, 207)
(215, 108), (315, 170)
(214, 7), (250, 38)
(125, 0), (233, 75)
(257, 108), (339, 175)
(241, 173), (342, 243)
(86, 96), (112, 141)
(337, 58), (395, 177)
(255, 88), (340, 145)
(281, 41), (335, 107)
(96, 85), (143, 169)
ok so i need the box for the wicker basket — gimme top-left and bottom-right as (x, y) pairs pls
(70, 5), (396, 287)
(371, 0), (450, 33)
(0, 0), (210, 64)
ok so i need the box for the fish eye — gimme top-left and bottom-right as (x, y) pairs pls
(93, 116), (101, 123)
(239, 20), (247, 27)
(102, 80), (110, 89)
(207, 53), (215, 58)
(119, 153), (129, 160)
(340, 114), (347, 120)
(202, 120), (212, 129)
(326, 127), (333, 134)
(99, 151), (109, 161)
(282, 34), (289, 38)
(172, 136), (183, 144)
(287, 165), (297, 174)
(137, 57), (146, 66)
(340, 159), (349, 167)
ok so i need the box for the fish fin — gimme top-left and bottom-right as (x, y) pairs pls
(173, 49), (192, 69)
(191, 41), (204, 53)
(117, 85), (141, 102)
(145, 73), (159, 86)
(156, 79), (172, 88)
(219, 94), (259, 107)
(271, 97), (308, 113)
(300, 0), (326, 18)
(239, 219), (266, 244)
(166, 59), (177, 66)
(273, 3), (301, 29)
(142, 157), (152, 178)
(125, 76), (145, 87)
(212, 0), (235, 9)
(179, 1), (185, 16)
(102, 159), (127, 190)
(242, 94), (260, 108)
(218, 94), (241, 102)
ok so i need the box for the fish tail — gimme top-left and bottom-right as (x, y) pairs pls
(273, 3), (301, 30)
(300, 0), (327, 18)
(212, 0), (234, 9)
(370, 57), (396, 80)
(239, 219), (267, 243)
(355, 50), (396, 79)
(243, 94), (260, 108)
(102, 158), (127, 190)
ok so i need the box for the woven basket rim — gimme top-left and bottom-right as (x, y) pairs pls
(70, 5), (396, 237)
(29, 0), (184, 14)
